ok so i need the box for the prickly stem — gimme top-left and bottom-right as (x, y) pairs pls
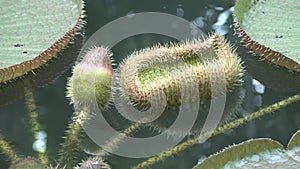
(132, 92), (300, 169)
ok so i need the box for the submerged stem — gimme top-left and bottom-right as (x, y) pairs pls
(58, 107), (90, 168)
(0, 134), (20, 163)
(76, 121), (143, 168)
(97, 122), (142, 158)
(24, 83), (49, 165)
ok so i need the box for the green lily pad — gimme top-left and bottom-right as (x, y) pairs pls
(0, 0), (83, 83)
(193, 130), (300, 169)
(234, 0), (300, 72)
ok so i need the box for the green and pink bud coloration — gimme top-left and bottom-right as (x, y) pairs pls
(67, 47), (114, 109)
(68, 33), (244, 110)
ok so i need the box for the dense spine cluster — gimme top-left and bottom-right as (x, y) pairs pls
(117, 33), (244, 108)
(67, 46), (114, 109)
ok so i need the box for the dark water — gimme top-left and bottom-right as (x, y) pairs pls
(0, 0), (299, 168)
